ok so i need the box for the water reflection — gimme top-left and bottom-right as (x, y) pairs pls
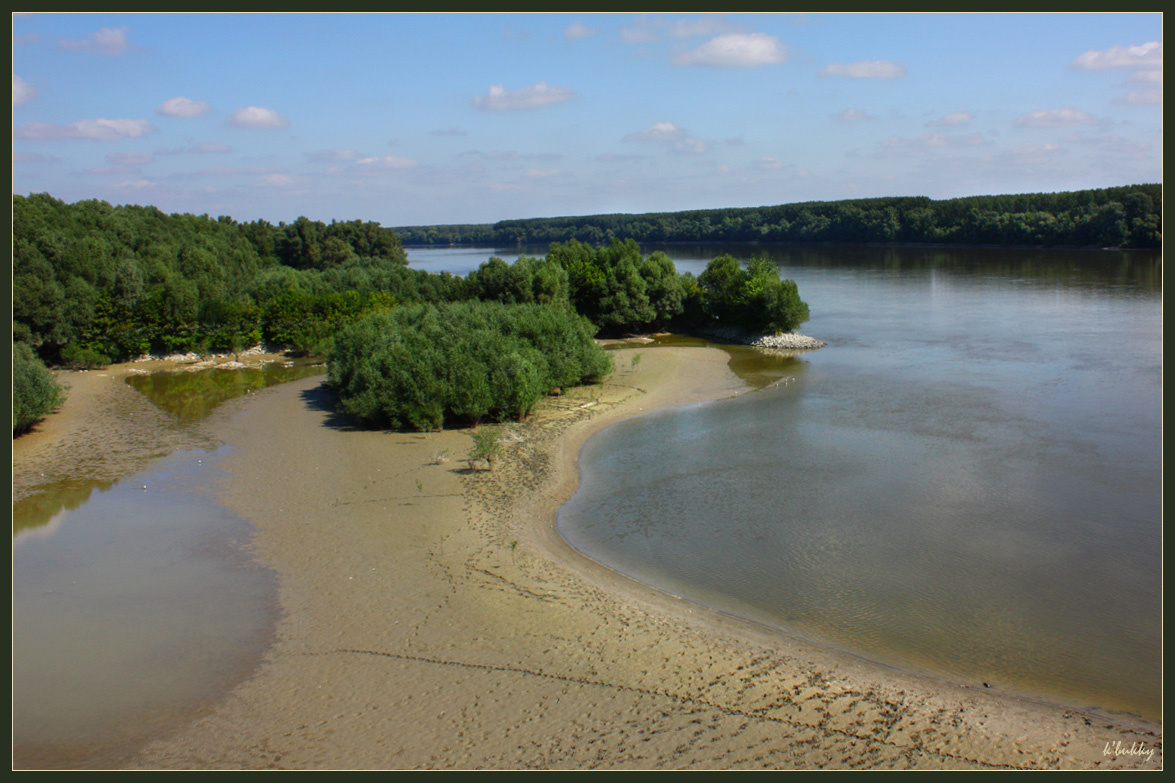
(12, 449), (277, 769)
(11, 359), (321, 767)
(125, 358), (325, 419)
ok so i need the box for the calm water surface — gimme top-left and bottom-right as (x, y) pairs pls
(12, 360), (324, 768)
(550, 244), (1161, 723)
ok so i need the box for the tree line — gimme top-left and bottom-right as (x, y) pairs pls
(12, 194), (811, 434)
(13, 193), (458, 365)
(393, 185), (1162, 249)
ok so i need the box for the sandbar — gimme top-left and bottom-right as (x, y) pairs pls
(13, 347), (1163, 769)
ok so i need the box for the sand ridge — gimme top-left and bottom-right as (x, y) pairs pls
(13, 347), (1162, 769)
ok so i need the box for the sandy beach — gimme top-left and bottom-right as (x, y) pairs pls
(13, 346), (1162, 770)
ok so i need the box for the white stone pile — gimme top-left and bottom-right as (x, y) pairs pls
(694, 325), (827, 352)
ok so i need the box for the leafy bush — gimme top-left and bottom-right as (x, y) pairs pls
(698, 254), (810, 333)
(468, 426), (503, 470)
(327, 301), (612, 431)
(12, 342), (65, 436)
(59, 341), (112, 369)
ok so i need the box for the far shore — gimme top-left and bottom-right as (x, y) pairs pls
(12, 346), (1163, 770)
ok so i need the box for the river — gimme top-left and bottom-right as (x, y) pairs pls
(407, 242), (1163, 723)
(11, 243), (1161, 767)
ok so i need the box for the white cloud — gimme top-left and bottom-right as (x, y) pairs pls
(623, 122), (707, 154)
(820, 60), (907, 79)
(156, 96), (211, 117)
(228, 106), (290, 128)
(674, 33), (791, 68)
(14, 118), (155, 140)
(836, 108), (873, 122)
(155, 143), (232, 155)
(1125, 70), (1162, 85)
(306, 148), (363, 163)
(260, 174), (296, 187)
(472, 82), (576, 111)
(13, 75), (36, 108)
(106, 151), (154, 167)
(59, 26), (130, 56)
(877, 132), (988, 157)
(621, 15), (730, 44)
(564, 22), (597, 41)
(1014, 107), (1099, 128)
(1115, 90), (1162, 106)
(190, 165), (285, 179)
(1059, 133), (1152, 157)
(928, 111), (973, 127)
(1070, 41), (1162, 70)
(355, 154), (417, 169)
(111, 178), (157, 191)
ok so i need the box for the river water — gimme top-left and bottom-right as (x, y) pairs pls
(406, 242), (1163, 724)
(11, 245), (1161, 768)
(11, 360), (324, 768)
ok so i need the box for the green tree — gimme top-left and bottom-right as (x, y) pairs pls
(12, 341), (65, 436)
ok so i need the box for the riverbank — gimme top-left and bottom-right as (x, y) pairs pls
(123, 345), (1158, 769)
(13, 347), (1162, 769)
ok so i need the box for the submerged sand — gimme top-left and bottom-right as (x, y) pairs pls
(13, 347), (1162, 769)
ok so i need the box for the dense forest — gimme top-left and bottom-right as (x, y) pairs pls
(13, 195), (808, 368)
(12, 193), (813, 432)
(12, 193), (466, 365)
(394, 185), (1162, 249)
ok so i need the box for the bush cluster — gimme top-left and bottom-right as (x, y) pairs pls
(698, 254), (810, 333)
(326, 301), (612, 431)
(12, 341), (65, 436)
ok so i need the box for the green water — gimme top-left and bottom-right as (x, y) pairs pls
(124, 358), (326, 419)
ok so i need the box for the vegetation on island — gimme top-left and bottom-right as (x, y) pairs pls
(326, 301), (611, 430)
(394, 184), (1162, 250)
(11, 192), (817, 434)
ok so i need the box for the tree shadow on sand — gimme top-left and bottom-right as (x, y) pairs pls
(298, 382), (369, 432)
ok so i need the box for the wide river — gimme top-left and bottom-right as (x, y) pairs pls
(414, 242), (1163, 723)
(11, 243), (1161, 767)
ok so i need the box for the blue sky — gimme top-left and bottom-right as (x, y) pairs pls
(12, 12), (1163, 226)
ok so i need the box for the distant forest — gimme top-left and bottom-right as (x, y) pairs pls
(394, 184), (1162, 249)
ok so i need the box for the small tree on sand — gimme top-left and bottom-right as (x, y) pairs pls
(468, 427), (503, 471)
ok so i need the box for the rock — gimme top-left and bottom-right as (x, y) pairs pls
(693, 325), (827, 353)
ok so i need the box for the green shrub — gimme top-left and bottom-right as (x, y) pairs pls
(12, 342), (65, 436)
(698, 254), (810, 333)
(468, 426), (503, 470)
(59, 341), (112, 369)
(327, 301), (612, 431)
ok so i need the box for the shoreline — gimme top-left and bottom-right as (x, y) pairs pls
(13, 347), (1162, 769)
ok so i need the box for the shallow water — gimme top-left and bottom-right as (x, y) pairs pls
(11, 361), (322, 768)
(556, 245), (1162, 723)
(12, 448), (278, 769)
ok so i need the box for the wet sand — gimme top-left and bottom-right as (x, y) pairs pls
(13, 348), (1163, 769)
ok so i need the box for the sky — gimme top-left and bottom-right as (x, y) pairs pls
(11, 12), (1163, 227)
